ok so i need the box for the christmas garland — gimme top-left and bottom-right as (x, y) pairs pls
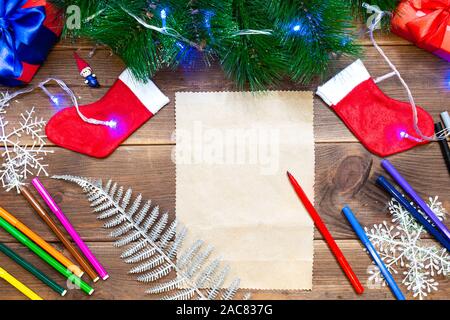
(51, 0), (400, 90)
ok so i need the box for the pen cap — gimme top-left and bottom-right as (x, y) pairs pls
(435, 122), (450, 150)
(376, 175), (409, 207)
(376, 175), (409, 206)
(441, 112), (450, 132)
(31, 178), (61, 214)
(0, 207), (19, 225)
(376, 176), (392, 192)
(381, 160), (414, 195)
(435, 122), (446, 139)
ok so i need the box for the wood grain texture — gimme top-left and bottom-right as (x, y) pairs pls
(0, 145), (447, 243)
(0, 30), (449, 300)
(1, 241), (447, 300)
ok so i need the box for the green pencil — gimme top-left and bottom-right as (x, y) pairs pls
(0, 216), (94, 295)
(0, 242), (67, 296)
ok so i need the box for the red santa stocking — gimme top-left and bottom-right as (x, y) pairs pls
(46, 69), (170, 158)
(316, 59), (434, 157)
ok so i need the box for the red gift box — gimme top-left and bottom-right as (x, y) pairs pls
(391, 0), (450, 61)
(0, 0), (63, 86)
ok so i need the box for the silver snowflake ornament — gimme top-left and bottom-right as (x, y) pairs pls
(0, 100), (52, 193)
(366, 196), (449, 299)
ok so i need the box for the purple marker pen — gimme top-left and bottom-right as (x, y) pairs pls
(381, 159), (450, 242)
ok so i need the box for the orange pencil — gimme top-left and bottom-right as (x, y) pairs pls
(0, 207), (83, 278)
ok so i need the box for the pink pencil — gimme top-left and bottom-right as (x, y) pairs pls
(31, 178), (109, 280)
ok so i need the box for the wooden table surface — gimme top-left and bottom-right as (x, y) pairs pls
(0, 32), (449, 300)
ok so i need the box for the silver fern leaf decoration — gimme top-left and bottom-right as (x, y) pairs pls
(53, 175), (245, 300)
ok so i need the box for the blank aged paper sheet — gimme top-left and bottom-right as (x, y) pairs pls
(175, 91), (314, 290)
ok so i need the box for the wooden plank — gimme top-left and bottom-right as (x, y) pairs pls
(0, 29), (448, 302)
(0, 144), (447, 243)
(1, 46), (448, 146)
(0, 146), (175, 243)
(358, 33), (412, 46)
(0, 240), (447, 300)
(315, 143), (450, 239)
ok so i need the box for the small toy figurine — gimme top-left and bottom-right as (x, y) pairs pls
(74, 52), (100, 88)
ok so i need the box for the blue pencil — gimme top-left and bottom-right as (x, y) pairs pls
(342, 206), (406, 300)
(376, 176), (450, 251)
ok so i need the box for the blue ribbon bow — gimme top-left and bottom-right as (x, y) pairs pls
(0, 0), (46, 79)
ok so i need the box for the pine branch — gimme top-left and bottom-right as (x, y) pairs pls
(50, 0), (369, 90)
(267, 0), (361, 83)
(53, 175), (247, 300)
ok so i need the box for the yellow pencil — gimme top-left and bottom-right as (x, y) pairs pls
(0, 207), (83, 278)
(0, 266), (43, 300)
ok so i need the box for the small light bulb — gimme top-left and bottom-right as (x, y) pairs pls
(293, 25), (301, 32)
(400, 131), (422, 143)
(160, 9), (167, 29)
(107, 120), (117, 129)
(50, 95), (59, 105)
(40, 85), (60, 106)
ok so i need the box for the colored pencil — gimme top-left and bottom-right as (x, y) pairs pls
(0, 242), (67, 296)
(435, 122), (450, 174)
(0, 216), (94, 295)
(0, 206), (83, 278)
(381, 159), (450, 242)
(20, 186), (100, 282)
(287, 171), (364, 294)
(32, 178), (109, 281)
(0, 266), (43, 300)
(342, 206), (406, 300)
(376, 176), (450, 251)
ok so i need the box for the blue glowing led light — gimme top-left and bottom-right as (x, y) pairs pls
(341, 36), (351, 46)
(160, 9), (167, 29)
(50, 95), (59, 105)
(204, 10), (214, 28)
(203, 10), (215, 41)
(446, 71), (450, 89)
(176, 41), (185, 49)
(291, 23), (309, 37)
(47, 93), (67, 111)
